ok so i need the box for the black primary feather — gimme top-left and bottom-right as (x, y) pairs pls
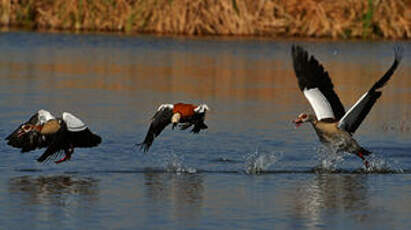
(338, 46), (403, 134)
(69, 128), (102, 148)
(138, 107), (173, 152)
(370, 46), (403, 91)
(291, 45), (346, 120)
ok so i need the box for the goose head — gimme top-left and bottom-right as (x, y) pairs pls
(293, 113), (315, 128)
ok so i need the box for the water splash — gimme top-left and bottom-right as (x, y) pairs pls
(162, 152), (197, 174)
(314, 145), (347, 172)
(363, 154), (404, 173)
(244, 149), (283, 174)
(314, 145), (404, 173)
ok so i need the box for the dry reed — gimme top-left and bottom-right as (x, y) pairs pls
(0, 0), (409, 39)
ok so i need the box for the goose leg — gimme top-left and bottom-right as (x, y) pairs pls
(55, 145), (74, 164)
(356, 152), (369, 168)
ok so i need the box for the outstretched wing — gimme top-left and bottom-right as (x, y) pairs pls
(6, 113), (48, 152)
(291, 45), (346, 121)
(139, 107), (173, 152)
(338, 46), (403, 134)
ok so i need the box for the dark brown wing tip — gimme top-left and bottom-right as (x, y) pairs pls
(370, 46), (403, 91)
(137, 142), (150, 153)
(291, 45), (307, 60)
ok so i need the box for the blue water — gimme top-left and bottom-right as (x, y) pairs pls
(0, 31), (410, 229)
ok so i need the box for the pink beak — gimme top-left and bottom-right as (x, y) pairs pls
(293, 118), (303, 128)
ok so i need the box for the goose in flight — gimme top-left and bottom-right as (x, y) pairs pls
(291, 45), (402, 168)
(6, 110), (102, 163)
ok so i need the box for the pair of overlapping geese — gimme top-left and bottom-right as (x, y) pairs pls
(6, 45), (402, 168)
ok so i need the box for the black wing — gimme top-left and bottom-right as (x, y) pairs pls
(6, 113), (49, 152)
(36, 123), (102, 162)
(180, 113), (208, 134)
(69, 128), (102, 148)
(138, 107), (173, 152)
(291, 45), (346, 120)
(338, 46), (403, 134)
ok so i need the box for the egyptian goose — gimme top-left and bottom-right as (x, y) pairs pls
(6, 110), (102, 163)
(139, 103), (209, 152)
(291, 45), (402, 168)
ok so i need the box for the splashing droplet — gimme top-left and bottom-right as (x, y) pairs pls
(364, 154), (403, 173)
(244, 149), (282, 174)
(314, 145), (347, 172)
(164, 152), (197, 174)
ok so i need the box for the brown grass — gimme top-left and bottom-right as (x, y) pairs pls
(0, 0), (409, 39)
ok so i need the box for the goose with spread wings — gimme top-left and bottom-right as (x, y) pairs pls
(291, 45), (402, 168)
(6, 110), (102, 163)
(139, 103), (209, 152)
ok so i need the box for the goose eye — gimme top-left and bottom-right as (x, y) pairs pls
(301, 114), (308, 119)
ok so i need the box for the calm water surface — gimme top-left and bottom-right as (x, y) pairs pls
(0, 31), (410, 229)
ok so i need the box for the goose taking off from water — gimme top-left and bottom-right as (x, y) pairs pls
(139, 103), (209, 152)
(291, 45), (402, 168)
(6, 110), (102, 164)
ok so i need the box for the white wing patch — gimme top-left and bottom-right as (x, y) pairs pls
(194, 104), (209, 113)
(37, 109), (55, 124)
(338, 92), (368, 129)
(157, 104), (174, 111)
(303, 88), (335, 120)
(62, 112), (87, 132)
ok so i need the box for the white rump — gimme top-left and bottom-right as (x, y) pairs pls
(303, 88), (335, 120)
(37, 109), (56, 124)
(194, 104), (210, 113)
(62, 112), (87, 132)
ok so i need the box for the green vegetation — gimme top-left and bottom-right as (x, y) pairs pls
(363, 0), (374, 39)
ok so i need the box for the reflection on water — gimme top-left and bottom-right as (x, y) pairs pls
(292, 174), (369, 229)
(8, 175), (99, 206)
(144, 172), (204, 220)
